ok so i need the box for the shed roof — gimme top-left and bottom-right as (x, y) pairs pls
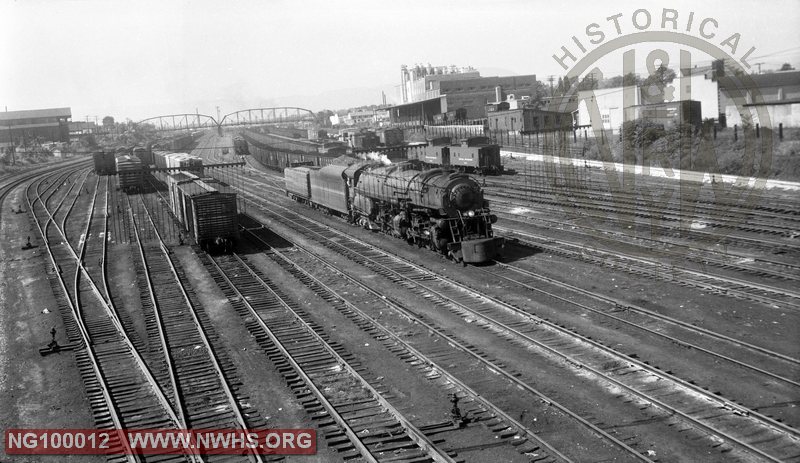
(0, 107), (71, 121)
(719, 70), (800, 90)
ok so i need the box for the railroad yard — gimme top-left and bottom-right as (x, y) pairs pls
(0, 129), (796, 463)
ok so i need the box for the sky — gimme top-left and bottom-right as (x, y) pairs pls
(2, 0), (799, 122)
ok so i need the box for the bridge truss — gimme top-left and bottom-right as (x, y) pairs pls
(136, 107), (316, 134)
(219, 107), (315, 127)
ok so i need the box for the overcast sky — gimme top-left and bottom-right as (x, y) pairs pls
(2, 0), (799, 122)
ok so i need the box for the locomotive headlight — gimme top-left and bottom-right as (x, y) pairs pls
(467, 210), (475, 217)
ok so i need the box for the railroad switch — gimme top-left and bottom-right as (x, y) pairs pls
(21, 236), (35, 250)
(450, 394), (467, 428)
(39, 327), (62, 356)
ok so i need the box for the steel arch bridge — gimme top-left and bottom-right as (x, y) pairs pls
(137, 113), (218, 132)
(220, 107), (315, 127)
(135, 107), (316, 133)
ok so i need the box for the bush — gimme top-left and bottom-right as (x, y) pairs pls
(622, 120), (667, 148)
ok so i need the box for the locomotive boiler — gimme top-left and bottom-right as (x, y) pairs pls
(285, 159), (503, 264)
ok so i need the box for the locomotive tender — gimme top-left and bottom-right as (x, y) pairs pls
(285, 159), (502, 264)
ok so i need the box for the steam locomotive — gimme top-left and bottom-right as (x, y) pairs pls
(285, 159), (503, 264)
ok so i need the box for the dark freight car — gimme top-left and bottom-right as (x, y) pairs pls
(176, 179), (238, 253)
(378, 127), (404, 146)
(116, 155), (143, 191)
(233, 136), (249, 155)
(93, 151), (116, 175)
(411, 136), (502, 175)
(133, 146), (153, 165)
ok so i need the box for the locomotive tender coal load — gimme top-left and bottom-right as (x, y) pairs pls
(285, 159), (503, 264)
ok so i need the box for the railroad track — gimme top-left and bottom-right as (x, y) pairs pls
(238, 192), (800, 462)
(478, 260), (800, 423)
(486, 188), (800, 256)
(27, 168), (194, 462)
(486, 175), (800, 240)
(492, 202), (800, 282)
(496, 225), (800, 312)
(235, 223), (652, 463)
(200, 251), (457, 463)
(126, 190), (268, 462)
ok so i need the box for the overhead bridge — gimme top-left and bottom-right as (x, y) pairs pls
(136, 107), (315, 134)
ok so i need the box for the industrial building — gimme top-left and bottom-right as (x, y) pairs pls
(0, 107), (72, 145)
(389, 64), (539, 124)
(575, 65), (800, 133)
(486, 94), (578, 133)
(720, 70), (800, 127)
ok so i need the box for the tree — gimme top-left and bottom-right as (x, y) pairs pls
(623, 72), (639, 87)
(780, 63), (795, 71)
(315, 110), (335, 127)
(641, 64), (676, 87)
(576, 73), (599, 91)
(562, 76), (573, 93)
(525, 80), (548, 109)
(641, 65), (677, 104)
(102, 116), (115, 127)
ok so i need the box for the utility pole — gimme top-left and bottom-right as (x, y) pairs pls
(547, 75), (555, 96)
(6, 106), (14, 165)
(754, 62), (765, 74)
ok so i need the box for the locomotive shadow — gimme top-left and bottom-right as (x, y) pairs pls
(493, 237), (544, 263)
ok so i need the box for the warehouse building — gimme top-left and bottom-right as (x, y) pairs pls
(389, 64), (539, 124)
(0, 107), (72, 144)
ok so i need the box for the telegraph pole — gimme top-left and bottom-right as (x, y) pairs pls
(547, 75), (555, 96)
(6, 106), (14, 165)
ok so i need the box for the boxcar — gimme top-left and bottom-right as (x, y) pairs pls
(166, 171), (199, 219)
(233, 136), (249, 155)
(378, 127), (404, 146)
(116, 155), (143, 191)
(177, 179), (238, 253)
(93, 151), (116, 175)
(153, 150), (203, 174)
(133, 146), (153, 165)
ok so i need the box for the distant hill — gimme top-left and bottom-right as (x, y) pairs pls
(267, 83), (398, 112)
